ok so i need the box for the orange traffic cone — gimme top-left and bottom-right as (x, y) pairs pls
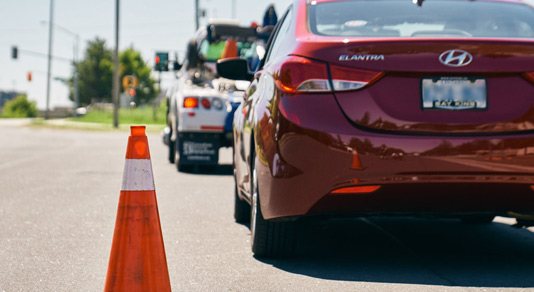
(104, 126), (171, 292)
(352, 149), (362, 169)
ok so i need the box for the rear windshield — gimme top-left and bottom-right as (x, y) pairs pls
(309, 0), (534, 38)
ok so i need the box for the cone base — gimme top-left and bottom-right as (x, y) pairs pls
(104, 190), (171, 292)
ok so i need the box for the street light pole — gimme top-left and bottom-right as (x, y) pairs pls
(41, 21), (80, 113)
(112, 0), (120, 128)
(45, 0), (54, 119)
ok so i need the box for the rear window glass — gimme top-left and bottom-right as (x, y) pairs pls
(309, 0), (534, 38)
(199, 39), (255, 62)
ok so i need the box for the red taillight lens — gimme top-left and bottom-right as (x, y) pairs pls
(183, 97), (198, 108)
(274, 55), (383, 94)
(330, 65), (384, 91)
(201, 98), (211, 109)
(523, 72), (534, 84)
(331, 185), (381, 194)
(275, 56), (330, 93)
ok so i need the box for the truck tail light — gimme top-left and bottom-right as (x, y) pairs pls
(201, 98), (211, 109)
(184, 97), (198, 108)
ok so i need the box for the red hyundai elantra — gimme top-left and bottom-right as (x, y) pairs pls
(217, 0), (534, 257)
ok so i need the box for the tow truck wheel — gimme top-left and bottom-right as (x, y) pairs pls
(168, 139), (175, 164)
(174, 136), (189, 172)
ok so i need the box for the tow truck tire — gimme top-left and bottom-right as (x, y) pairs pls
(175, 137), (185, 172)
(168, 139), (175, 164)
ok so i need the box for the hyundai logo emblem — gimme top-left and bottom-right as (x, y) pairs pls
(439, 50), (473, 67)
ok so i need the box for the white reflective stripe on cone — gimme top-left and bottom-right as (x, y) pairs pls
(121, 159), (155, 191)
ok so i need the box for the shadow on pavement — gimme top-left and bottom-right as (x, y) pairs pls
(258, 217), (534, 287)
(179, 164), (233, 176)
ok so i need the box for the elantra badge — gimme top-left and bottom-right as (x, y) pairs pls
(339, 54), (385, 61)
(439, 50), (473, 67)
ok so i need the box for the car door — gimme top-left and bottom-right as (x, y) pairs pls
(239, 6), (294, 199)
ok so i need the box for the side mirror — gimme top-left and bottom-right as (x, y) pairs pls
(216, 58), (254, 81)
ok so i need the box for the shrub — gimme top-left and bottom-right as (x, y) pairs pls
(2, 94), (39, 118)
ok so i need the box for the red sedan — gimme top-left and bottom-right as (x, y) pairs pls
(217, 0), (534, 257)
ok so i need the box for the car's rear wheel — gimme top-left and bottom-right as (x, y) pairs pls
(250, 153), (295, 258)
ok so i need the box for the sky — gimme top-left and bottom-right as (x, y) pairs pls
(0, 0), (294, 110)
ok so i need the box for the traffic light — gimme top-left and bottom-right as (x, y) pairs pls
(27, 72), (32, 82)
(155, 52), (169, 71)
(11, 46), (18, 59)
(128, 88), (136, 97)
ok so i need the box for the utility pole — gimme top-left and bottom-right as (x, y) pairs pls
(232, 0), (236, 19)
(45, 0), (54, 119)
(41, 21), (80, 114)
(112, 0), (120, 128)
(195, 0), (199, 30)
(73, 34), (79, 113)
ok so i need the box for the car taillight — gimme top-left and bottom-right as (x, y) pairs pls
(201, 98), (211, 109)
(275, 55), (383, 93)
(184, 97), (198, 108)
(523, 72), (534, 84)
(330, 64), (384, 91)
(276, 56), (330, 93)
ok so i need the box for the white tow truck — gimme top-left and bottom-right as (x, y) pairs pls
(163, 20), (257, 171)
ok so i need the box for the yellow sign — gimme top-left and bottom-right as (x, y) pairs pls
(122, 75), (138, 89)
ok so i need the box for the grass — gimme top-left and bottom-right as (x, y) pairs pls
(73, 105), (167, 125)
(28, 105), (167, 133)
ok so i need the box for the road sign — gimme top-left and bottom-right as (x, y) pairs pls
(122, 75), (138, 89)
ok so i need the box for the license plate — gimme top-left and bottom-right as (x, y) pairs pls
(421, 77), (487, 110)
(180, 138), (219, 164)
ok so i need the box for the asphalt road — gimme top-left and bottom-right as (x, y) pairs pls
(1, 119), (534, 292)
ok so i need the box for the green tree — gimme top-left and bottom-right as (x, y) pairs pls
(74, 38), (157, 106)
(76, 38), (113, 105)
(2, 94), (39, 118)
(119, 48), (157, 105)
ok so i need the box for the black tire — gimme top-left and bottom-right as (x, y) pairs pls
(175, 136), (187, 172)
(168, 138), (175, 164)
(250, 153), (295, 258)
(461, 215), (495, 224)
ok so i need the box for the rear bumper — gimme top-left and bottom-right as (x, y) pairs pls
(255, 95), (534, 220)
